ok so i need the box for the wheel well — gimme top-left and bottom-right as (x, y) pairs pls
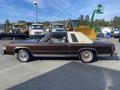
(14, 48), (32, 54)
(78, 49), (97, 56)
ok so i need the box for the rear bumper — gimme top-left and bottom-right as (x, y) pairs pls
(97, 52), (117, 57)
(112, 52), (117, 57)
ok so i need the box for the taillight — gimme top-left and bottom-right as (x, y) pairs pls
(112, 45), (115, 52)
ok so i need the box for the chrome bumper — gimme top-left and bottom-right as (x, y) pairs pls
(1, 49), (5, 55)
(112, 52), (117, 57)
(98, 52), (117, 57)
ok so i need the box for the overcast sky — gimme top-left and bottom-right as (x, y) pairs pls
(0, 0), (120, 23)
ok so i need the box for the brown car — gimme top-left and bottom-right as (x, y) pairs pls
(1, 31), (116, 63)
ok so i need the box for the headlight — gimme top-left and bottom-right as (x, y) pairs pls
(3, 46), (6, 50)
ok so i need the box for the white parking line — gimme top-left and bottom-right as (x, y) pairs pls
(0, 63), (26, 74)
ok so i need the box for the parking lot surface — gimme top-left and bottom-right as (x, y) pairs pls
(0, 38), (120, 90)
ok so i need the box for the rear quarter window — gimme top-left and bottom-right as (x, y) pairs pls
(71, 34), (78, 42)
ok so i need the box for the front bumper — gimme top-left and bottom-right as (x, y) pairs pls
(1, 49), (14, 55)
(114, 34), (119, 38)
(1, 49), (6, 55)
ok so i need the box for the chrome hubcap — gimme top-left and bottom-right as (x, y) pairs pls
(81, 51), (93, 62)
(18, 50), (29, 62)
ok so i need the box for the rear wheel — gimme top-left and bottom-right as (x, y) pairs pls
(17, 50), (30, 62)
(79, 50), (94, 63)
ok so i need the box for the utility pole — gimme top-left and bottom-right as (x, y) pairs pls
(33, 0), (38, 23)
(119, 30), (120, 42)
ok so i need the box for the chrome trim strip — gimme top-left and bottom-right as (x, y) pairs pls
(112, 52), (117, 56)
(98, 54), (111, 57)
(98, 52), (117, 57)
(33, 54), (77, 57)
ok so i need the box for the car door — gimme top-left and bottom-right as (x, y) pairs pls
(36, 33), (70, 56)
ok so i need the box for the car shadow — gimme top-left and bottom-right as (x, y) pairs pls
(31, 56), (78, 61)
(98, 56), (120, 61)
(7, 62), (120, 90)
(98, 54), (120, 61)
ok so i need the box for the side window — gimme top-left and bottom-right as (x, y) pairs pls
(71, 34), (78, 43)
(67, 22), (72, 27)
(45, 35), (67, 44)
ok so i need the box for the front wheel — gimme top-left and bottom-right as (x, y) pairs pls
(17, 50), (30, 62)
(79, 50), (94, 63)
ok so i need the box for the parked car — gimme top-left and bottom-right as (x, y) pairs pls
(113, 28), (120, 38)
(1, 32), (116, 63)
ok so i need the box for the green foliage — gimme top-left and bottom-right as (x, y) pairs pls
(4, 19), (10, 32)
(17, 20), (26, 24)
(43, 21), (50, 27)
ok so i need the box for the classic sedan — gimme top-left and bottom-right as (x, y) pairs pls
(1, 31), (116, 63)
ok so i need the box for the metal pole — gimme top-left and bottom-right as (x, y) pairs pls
(119, 30), (120, 42)
(36, 3), (38, 23)
(33, 1), (38, 23)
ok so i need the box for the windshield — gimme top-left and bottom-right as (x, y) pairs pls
(71, 21), (80, 27)
(53, 25), (63, 28)
(31, 25), (44, 30)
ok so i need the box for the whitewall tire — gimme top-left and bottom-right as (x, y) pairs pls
(79, 50), (94, 63)
(17, 50), (30, 62)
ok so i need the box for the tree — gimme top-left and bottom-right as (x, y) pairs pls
(43, 21), (50, 27)
(26, 22), (32, 26)
(5, 19), (10, 32)
(113, 16), (120, 27)
(17, 20), (26, 24)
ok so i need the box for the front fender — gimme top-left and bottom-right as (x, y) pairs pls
(14, 47), (32, 54)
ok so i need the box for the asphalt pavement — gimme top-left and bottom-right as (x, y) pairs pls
(0, 38), (120, 90)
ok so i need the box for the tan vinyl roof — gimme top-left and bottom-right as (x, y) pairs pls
(67, 32), (93, 44)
